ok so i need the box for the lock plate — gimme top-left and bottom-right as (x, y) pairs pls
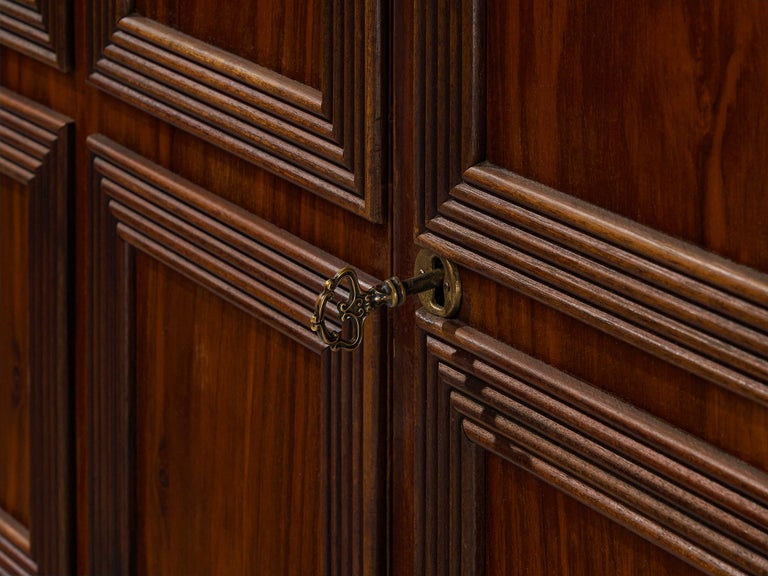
(414, 249), (461, 318)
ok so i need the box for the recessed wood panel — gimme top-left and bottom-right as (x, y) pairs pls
(419, 313), (768, 575)
(0, 0), (72, 71)
(89, 0), (384, 220)
(0, 88), (72, 575)
(89, 136), (384, 575)
(0, 176), (31, 533)
(136, 0), (323, 89)
(485, 0), (768, 270)
(135, 254), (326, 575)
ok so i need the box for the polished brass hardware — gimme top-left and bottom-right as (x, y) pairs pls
(310, 249), (461, 350)
(414, 248), (462, 318)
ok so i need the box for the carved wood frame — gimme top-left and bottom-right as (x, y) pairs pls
(88, 0), (384, 221)
(416, 0), (768, 407)
(0, 0), (72, 71)
(88, 135), (383, 575)
(418, 311), (768, 575)
(0, 88), (73, 575)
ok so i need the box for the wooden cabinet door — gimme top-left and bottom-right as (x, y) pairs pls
(3, 0), (386, 574)
(3, 0), (768, 575)
(391, 1), (768, 575)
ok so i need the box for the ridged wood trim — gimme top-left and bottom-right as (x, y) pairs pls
(0, 510), (35, 574)
(418, 0), (768, 406)
(88, 135), (383, 575)
(417, 318), (485, 576)
(0, 0), (71, 71)
(0, 87), (73, 575)
(0, 531), (36, 575)
(420, 311), (768, 576)
(420, 219), (768, 407)
(88, 134), (378, 346)
(88, 1), (383, 221)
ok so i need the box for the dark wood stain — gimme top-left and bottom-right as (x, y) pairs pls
(135, 253), (326, 575)
(0, 177), (31, 531)
(136, 0), (323, 89)
(2, 0), (767, 575)
(487, 0), (768, 271)
(485, 456), (702, 575)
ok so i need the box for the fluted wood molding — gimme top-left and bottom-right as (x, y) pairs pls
(0, 87), (73, 576)
(88, 0), (383, 221)
(0, 0), (71, 70)
(416, 0), (768, 406)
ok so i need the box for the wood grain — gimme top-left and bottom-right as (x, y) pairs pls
(135, 0), (323, 89)
(0, 177), (31, 540)
(483, 456), (703, 576)
(0, 0), (71, 71)
(420, 311), (768, 575)
(0, 87), (73, 575)
(88, 136), (385, 575)
(89, 134), (376, 345)
(486, 0), (768, 270)
(135, 254), (327, 575)
(88, 0), (384, 221)
(415, 0), (768, 406)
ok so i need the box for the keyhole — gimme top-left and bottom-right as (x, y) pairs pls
(432, 256), (445, 308)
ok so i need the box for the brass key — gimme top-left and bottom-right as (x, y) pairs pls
(310, 249), (461, 350)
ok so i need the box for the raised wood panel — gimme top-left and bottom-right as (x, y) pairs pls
(88, 135), (384, 575)
(418, 311), (768, 575)
(88, 0), (384, 221)
(0, 0), (71, 71)
(0, 88), (73, 575)
(416, 0), (768, 406)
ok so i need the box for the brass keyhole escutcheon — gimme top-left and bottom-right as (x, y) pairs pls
(310, 249), (462, 350)
(414, 249), (461, 318)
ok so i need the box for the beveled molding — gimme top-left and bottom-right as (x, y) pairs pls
(0, 88), (73, 575)
(416, 0), (768, 407)
(0, 0), (71, 70)
(418, 311), (768, 576)
(88, 0), (383, 221)
(88, 135), (383, 575)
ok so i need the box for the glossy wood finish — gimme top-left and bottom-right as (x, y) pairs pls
(484, 457), (701, 575)
(392, 1), (768, 575)
(135, 0), (323, 88)
(88, 0), (384, 220)
(0, 0), (72, 71)
(135, 255), (326, 575)
(486, 0), (768, 270)
(0, 88), (73, 575)
(419, 312), (768, 574)
(88, 136), (384, 575)
(4, 0), (389, 571)
(0, 177), (31, 536)
(4, 0), (768, 574)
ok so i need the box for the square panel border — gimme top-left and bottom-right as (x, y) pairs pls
(414, 0), (768, 406)
(0, 0), (72, 71)
(88, 135), (384, 574)
(88, 0), (384, 221)
(417, 310), (768, 575)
